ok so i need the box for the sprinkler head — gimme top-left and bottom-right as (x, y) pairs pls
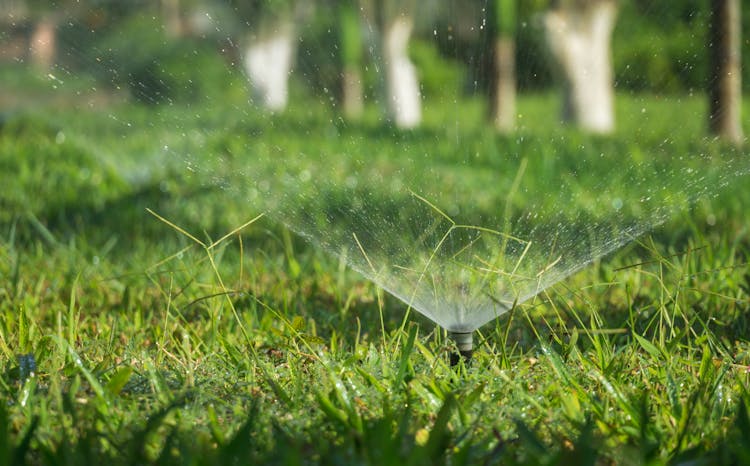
(449, 331), (473, 366)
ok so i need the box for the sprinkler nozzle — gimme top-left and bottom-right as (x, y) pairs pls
(449, 331), (473, 366)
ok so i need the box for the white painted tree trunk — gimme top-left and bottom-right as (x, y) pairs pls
(29, 17), (56, 70)
(382, 15), (421, 128)
(543, 1), (617, 133)
(242, 23), (295, 112)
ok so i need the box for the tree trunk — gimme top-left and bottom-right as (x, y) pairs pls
(338, 0), (364, 119)
(489, 38), (516, 132)
(543, 0), (617, 133)
(342, 67), (364, 118)
(242, 22), (295, 112)
(488, 0), (517, 132)
(29, 16), (56, 70)
(381, 14), (421, 128)
(708, 0), (743, 145)
(162, 0), (185, 37)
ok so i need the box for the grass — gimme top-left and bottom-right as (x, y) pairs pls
(1, 64), (750, 464)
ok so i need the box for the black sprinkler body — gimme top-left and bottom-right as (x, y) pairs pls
(449, 331), (473, 366)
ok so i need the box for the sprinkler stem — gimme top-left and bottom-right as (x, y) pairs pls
(449, 331), (473, 366)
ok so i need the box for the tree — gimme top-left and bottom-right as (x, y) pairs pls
(337, 0), (364, 119)
(25, 0), (64, 70)
(229, 0), (298, 112)
(543, 0), (617, 133)
(23, 0), (94, 70)
(708, 0), (743, 145)
(372, 0), (421, 128)
(162, 0), (186, 37)
(488, 0), (516, 132)
(29, 15), (56, 69)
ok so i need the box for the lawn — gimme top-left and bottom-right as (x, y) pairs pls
(1, 67), (750, 464)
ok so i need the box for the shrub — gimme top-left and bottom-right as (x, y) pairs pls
(90, 15), (238, 104)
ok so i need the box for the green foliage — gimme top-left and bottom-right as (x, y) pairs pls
(598, 0), (748, 93)
(409, 40), (465, 98)
(613, 1), (709, 92)
(89, 15), (239, 104)
(294, 11), (343, 102)
(295, 3), (376, 105)
(493, 0), (517, 36)
(224, 0), (296, 27)
(338, 0), (363, 67)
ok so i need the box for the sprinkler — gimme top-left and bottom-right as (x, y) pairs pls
(449, 331), (473, 366)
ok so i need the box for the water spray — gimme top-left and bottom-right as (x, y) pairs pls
(449, 331), (473, 366)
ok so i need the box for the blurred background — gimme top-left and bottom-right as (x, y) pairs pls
(0, 0), (746, 141)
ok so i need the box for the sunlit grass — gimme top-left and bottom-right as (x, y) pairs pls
(2, 205), (749, 464)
